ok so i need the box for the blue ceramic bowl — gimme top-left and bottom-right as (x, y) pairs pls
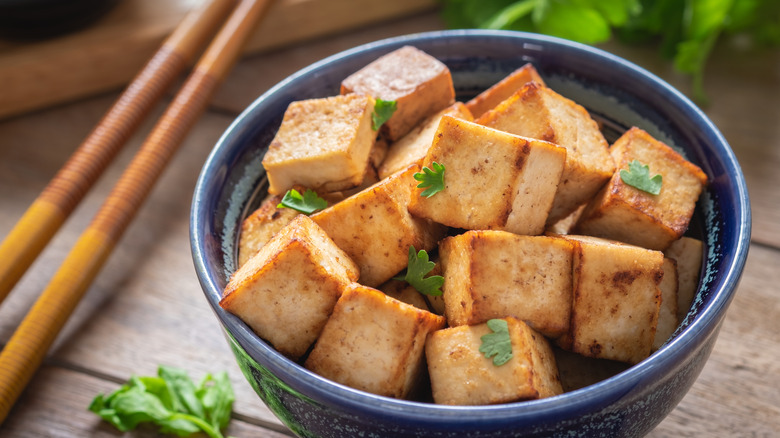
(191, 30), (750, 437)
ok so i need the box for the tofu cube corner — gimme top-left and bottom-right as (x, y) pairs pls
(341, 45), (455, 141)
(408, 115), (566, 235)
(575, 127), (708, 251)
(560, 235), (664, 364)
(425, 317), (563, 405)
(378, 102), (473, 179)
(465, 63), (546, 118)
(439, 231), (574, 339)
(476, 81), (614, 225)
(312, 165), (446, 287)
(220, 214), (359, 360)
(262, 94), (376, 195)
(305, 283), (446, 399)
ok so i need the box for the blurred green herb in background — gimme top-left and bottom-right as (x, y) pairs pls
(441, 0), (780, 102)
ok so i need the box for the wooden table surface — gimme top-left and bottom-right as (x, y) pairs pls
(1, 6), (779, 438)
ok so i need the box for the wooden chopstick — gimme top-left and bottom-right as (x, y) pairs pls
(0, 0), (236, 306)
(0, 0), (274, 423)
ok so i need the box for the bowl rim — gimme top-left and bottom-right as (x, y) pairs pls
(191, 29), (751, 425)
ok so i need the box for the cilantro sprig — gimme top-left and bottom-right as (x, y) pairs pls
(394, 246), (444, 296)
(277, 188), (328, 214)
(89, 366), (235, 438)
(620, 159), (663, 195)
(372, 98), (397, 130)
(441, 0), (780, 102)
(479, 319), (513, 366)
(413, 162), (446, 198)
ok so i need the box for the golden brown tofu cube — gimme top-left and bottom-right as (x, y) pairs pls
(305, 283), (446, 399)
(220, 215), (359, 360)
(425, 317), (563, 405)
(237, 187), (343, 268)
(465, 63), (546, 118)
(237, 192), (299, 269)
(341, 46), (455, 141)
(408, 116), (566, 235)
(378, 102), (473, 179)
(653, 258), (679, 350)
(574, 127), (708, 250)
(311, 165), (446, 287)
(477, 81), (614, 224)
(439, 231), (574, 339)
(560, 235), (663, 364)
(664, 236), (703, 321)
(262, 94), (376, 195)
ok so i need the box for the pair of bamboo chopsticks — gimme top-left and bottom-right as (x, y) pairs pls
(0, 0), (274, 423)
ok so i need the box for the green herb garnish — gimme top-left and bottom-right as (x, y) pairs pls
(277, 188), (328, 214)
(479, 319), (513, 366)
(372, 98), (397, 130)
(394, 246), (444, 296)
(620, 159), (663, 195)
(413, 162), (446, 198)
(441, 0), (780, 102)
(88, 366), (235, 438)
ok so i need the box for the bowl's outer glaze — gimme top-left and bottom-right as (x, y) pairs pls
(191, 30), (751, 437)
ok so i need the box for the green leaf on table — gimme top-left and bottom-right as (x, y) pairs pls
(413, 162), (446, 198)
(88, 366), (234, 438)
(479, 319), (513, 366)
(394, 246), (444, 296)
(371, 98), (397, 131)
(197, 371), (235, 430)
(620, 159), (663, 195)
(277, 188), (328, 214)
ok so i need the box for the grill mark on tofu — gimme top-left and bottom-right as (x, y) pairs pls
(612, 269), (642, 288)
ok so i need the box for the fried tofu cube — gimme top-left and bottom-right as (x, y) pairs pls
(220, 215), (359, 360)
(465, 63), (546, 118)
(653, 258), (679, 350)
(311, 165), (446, 287)
(559, 235), (663, 364)
(476, 81), (614, 224)
(341, 46), (455, 141)
(664, 237), (703, 321)
(305, 283), (446, 399)
(574, 127), (708, 250)
(237, 187), (343, 268)
(237, 192), (300, 269)
(439, 231), (574, 339)
(425, 317), (563, 405)
(378, 102), (473, 179)
(408, 116), (566, 235)
(262, 94), (376, 195)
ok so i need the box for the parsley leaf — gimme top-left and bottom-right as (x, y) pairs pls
(277, 188), (328, 214)
(88, 366), (235, 438)
(620, 159), (663, 195)
(394, 246), (444, 296)
(413, 162), (446, 198)
(479, 319), (513, 366)
(372, 98), (397, 131)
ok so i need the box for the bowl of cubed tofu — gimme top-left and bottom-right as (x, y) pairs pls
(191, 30), (750, 437)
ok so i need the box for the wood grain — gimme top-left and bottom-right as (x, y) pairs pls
(0, 0), (235, 305)
(0, 366), (292, 437)
(0, 0), (437, 120)
(0, 9), (778, 438)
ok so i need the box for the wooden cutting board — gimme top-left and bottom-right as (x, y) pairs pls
(0, 0), (437, 120)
